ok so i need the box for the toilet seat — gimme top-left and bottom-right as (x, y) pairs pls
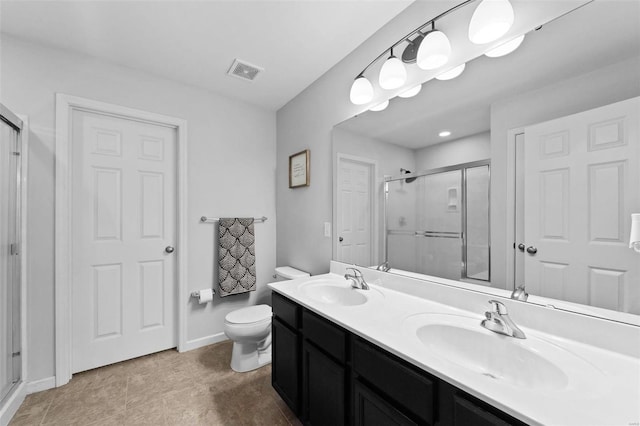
(225, 304), (272, 325)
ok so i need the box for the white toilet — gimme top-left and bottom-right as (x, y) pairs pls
(223, 266), (310, 372)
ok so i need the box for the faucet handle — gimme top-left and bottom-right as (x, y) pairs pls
(346, 267), (362, 277)
(487, 300), (508, 315)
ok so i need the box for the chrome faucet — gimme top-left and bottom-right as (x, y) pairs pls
(376, 261), (391, 272)
(344, 267), (369, 290)
(511, 285), (528, 302)
(481, 300), (526, 339)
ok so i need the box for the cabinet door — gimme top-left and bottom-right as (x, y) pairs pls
(272, 318), (300, 415)
(353, 379), (417, 426)
(303, 341), (346, 426)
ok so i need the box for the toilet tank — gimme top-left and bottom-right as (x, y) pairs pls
(274, 266), (310, 281)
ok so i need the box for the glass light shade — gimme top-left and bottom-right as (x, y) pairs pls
(416, 30), (451, 70)
(435, 63), (466, 81)
(485, 34), (525, 57)
(468, 0), (515, 44)
(379, 55), (407, 90)
(398, 84), (422, 98)
(369, 100), (389, 112)
(349, 76), (374, 105)
(439, 130), (452, 137)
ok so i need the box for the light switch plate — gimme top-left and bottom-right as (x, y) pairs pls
(324, 222), (331, 238)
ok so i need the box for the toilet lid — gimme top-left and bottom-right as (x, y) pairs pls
(225, 304), (272, 324)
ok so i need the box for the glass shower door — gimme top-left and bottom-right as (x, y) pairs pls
(0, 112), (21, 402)
(416, 170), (463, 280)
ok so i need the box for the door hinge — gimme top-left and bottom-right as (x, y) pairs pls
(12, 351), (21, 358)
(10, 243), (19, 256)
(12, 152), (20, 156)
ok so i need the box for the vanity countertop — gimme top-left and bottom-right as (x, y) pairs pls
(268, 272), (640, 426)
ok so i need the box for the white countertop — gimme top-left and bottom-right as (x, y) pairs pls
(268, 272), (640, 426)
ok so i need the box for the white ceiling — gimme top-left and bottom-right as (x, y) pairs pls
(337, 1), (640, 149)
(0, 0), (413, 110)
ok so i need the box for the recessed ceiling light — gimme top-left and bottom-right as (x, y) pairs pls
(439, 130), (451, 137)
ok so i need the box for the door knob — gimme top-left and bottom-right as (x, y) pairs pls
(339, 237), (344, 242)
(165, 246), (175, 254)
(517, 243), (525, 252)
(526, 246), (537, 254)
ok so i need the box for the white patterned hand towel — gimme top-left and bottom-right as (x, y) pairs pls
(218, 218), (256, 297)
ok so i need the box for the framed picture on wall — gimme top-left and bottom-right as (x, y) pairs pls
(289, 149), (310, 188)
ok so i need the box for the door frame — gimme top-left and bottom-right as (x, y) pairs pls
(333, 153), (378, 266)
(505, 127), (525, 291)
(54, 94), (188, 386)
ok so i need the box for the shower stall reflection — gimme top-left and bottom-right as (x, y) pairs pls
(384, 161), (490, 283)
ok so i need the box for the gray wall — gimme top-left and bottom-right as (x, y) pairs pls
(276, 2), (446, 275)
(415, 131), (490, 171)
(1, 36), (277, 382)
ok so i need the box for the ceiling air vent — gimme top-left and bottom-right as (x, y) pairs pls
(227, 59), (264, 82)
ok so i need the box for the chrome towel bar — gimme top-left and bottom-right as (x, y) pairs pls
(200, 216), (268, 223)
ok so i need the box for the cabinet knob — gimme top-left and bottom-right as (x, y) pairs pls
(526, 246), (537, 254)
(517, 243), (525, 252)
(339, 237), (344, 242)
(165, 246), (175, 254)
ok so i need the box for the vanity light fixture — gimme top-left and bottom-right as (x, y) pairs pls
(416, 25), (452, 70)
(349, 74), (374, 105)
(439, 130), (452, 137)
(485, 34), (525, 57)
(379, 49), (407, 90)
(468, 0), (515, 44)
(398, 84), (422, 98)
(370, 100), (390, 112)
(435, 63), (466, 81)
(348, 0), (478, 105)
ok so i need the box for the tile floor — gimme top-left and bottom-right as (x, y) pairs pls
(10, 340), (300, 425)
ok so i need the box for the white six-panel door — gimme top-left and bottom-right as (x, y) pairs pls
(71, 110), (177, 373)
(524, 97), (639, 314)
(336, 156), (374, 267)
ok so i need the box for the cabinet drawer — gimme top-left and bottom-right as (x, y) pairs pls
(302, 310), (347, 363)
(272, 292), (299, 330)
(353, 338), (435, 425)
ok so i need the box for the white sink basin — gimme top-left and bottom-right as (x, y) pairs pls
(403, 313), (605, 393)
(299, 279), (379, 306)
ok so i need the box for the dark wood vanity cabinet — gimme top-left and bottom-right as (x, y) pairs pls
(272, 292), (527, 426)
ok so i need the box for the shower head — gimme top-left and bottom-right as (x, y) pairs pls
(400, 168), (417, 183)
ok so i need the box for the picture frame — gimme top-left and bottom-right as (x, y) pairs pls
(289, 149), (310, 188)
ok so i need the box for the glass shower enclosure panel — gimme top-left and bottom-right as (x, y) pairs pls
(0, 113), (22, 403)
(386, 178), (418, 272)
(465, 165), (490, 281)
(416, 170), (463, 280)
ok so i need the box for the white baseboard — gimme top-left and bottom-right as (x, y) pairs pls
(26, 377), (56, 395)
(181, 332), (228, 352)
(0, 382), (26, 426)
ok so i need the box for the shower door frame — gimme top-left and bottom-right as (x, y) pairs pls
(383, 159), (491, 282)
(0, 104), (29, 423)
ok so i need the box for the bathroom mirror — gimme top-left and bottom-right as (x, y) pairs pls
(332, 1), (640, 324)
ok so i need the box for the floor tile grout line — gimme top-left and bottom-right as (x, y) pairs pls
(38, 398), (53, 426)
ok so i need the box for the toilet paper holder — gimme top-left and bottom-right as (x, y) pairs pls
(191, 289), (215, 298)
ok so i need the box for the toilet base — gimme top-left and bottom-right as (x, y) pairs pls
(230, 340), (272, 373)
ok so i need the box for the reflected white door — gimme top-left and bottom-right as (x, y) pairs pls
(71, 110), (177, 373)
(524, 97), (640, 314)
(336, 155), (375, 267)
